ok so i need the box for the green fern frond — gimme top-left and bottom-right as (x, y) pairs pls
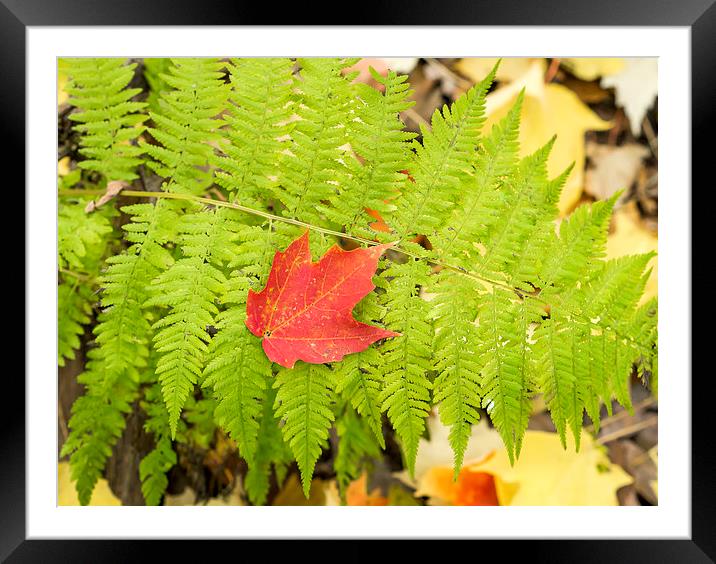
(328, 69), (416, 237)
(431, 272), (482, 474)
(379, 257), (433, 475)
(533, 308), (580, 448)
(214, 58), (294, 206)
(60, 362), (137, 505)
(274, 362), (336, 497)
(392, 64), (497, 240)
(334, 405), (381, 497)
(336, 347), (386, 449)
(477, 137), (555, 281)
(148, 208), (238, 437)
(243, 384), (293, 505)
(334, 292), (387, 447)
(139, 435), (176, 506)
(434, 90), (523, 262)
(203, 309), (272, 462)
(629, 297), (658, 396)
(58, 203), (113, 271)
(138, 383), (177, 506)
(538, 192), (618, 291)
(58, 281), (92, 366)
(142, 58), (172, 113)
(276, 57), (358, 224)
(60, 394), (127, 505)
(142, 58), (229, 195)
(65, 58), (147, 182)
(479, 288), (540, 462)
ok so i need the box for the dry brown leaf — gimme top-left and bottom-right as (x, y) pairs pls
(272, 473), (326, 505)
(585, 142), (650, 201)
(84, 180), (128, 213)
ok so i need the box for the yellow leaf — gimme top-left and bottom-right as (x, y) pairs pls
(483, 60), (612, 216)
(606, 201), (658, 304)
(562, 58), (625, 81)
(58, 461), (121, 506)
(455, 57), (541, 84)
(57, 156), (71, 177)
(468, 430), (632, 505)
(397, 415), (504, 490)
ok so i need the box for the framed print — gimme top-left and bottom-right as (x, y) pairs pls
(10, 0), (708, 560)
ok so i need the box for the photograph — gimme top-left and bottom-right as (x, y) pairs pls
(56, 56), (660, 508)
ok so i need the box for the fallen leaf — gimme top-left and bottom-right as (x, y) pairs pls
(561, 58), (625, 81)
(482, 60), (612, 216)
(58, 60), (69, 106)
(601, 58), (658, 136)
(57, 156), (71, 177)
(246, 230), (400, 368)
(396, 415), (504, 491)
(273, 473), (326, 505)
(58, 461), (121, 506)
(406, 417), (632, 505)
(469, 431), (633, 505)
(456, 57), (539, 84)
(649, 446), (658, 499)
(416, 464), (500, 506)
(380, 58), (419, 74)
(585, 142), (650, 201)
(345, 472), (388, 506)
(84, 180), (128, 213)
(606, 201), (658, 304)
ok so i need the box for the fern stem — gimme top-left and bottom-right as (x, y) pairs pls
(59, 267), (93, 282)
(58, 189), (508, 289)
(58, 188), (654, 350)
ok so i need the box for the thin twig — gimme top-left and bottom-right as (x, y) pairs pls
(584, 396), (656, 433)
(642, 115), (658, 159)
(544, 58), (561, 83)
(59, 267), (92, 282)
(424, 58), (473, 91)
(596, 415), (658, 445)
(402, 108), (430, 129)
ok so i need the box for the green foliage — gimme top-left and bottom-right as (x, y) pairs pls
(59, 57), (658, 506)
(378, 258), (433, 475)
(58, 281), (92, 366)
(142, 58), (229, 195)
(64, 58), (147, 182)
(214, 58), (294, 206)
(334, 405), (381, 495)
(203, 308), (272, 462)
(274, 363), (336, 497)
(139, 384), (177, 506)
(276, 58), (358, 224)
(327, 69), (417, 238)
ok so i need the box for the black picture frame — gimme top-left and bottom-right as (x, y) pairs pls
(9, 1), (706, 561)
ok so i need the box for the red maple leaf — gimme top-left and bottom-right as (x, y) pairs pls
(246, 230), (400, 368)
